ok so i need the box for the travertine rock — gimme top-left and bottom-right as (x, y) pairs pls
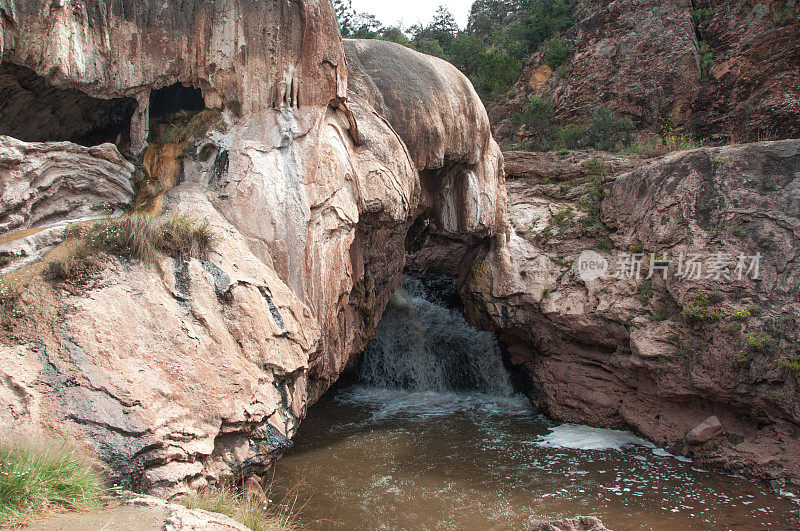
(532, 516), (608, 531)
(0, 136), (134, 234)
(0, 5), (506, 497)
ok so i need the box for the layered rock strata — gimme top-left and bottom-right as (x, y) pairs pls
(0, 1), (506, 497)
(463, 141), (800, 485)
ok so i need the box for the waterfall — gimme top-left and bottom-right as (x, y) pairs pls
(358, 278), (515, 397)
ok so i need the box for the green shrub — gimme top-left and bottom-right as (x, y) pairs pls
(514, 96), (556, 143)
(693, 8), (715, 22)
(585, 107), (634, 151)
(0, 440), (105, 526)
(544, 36), (572, 69)
(558, 124), (588, 150)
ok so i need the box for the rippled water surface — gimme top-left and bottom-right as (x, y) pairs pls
(273, 385), (796, 530)
(273, 280), (798, 529)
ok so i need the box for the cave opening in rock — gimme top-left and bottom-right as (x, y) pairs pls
(0, 63), (137, 147)
(148, 83), (207, 144)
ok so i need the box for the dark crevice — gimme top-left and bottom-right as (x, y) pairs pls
(0, 63), (136, 147)
(149, 83), (205, 118)
(147, 82), (206, 144)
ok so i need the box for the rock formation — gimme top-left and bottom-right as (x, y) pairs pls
(532, 516), (608, 531)
(492, 0), (800, 142)
(0, 1), (506, 498)
(462, 140), (800, 485)
(0, 136), (134, 234)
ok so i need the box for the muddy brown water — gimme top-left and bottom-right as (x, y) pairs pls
(273, 385), (797, 530)
(273, 282), (799, 530)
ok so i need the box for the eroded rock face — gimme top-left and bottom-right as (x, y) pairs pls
(0, 5), (506, 498)
(0, 136), (134, 233)
(463, 140), (800, 484)
(1, 0), (347, 152)
(492, 0), (800, 142)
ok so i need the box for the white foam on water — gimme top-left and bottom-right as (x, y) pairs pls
(338, 385), (533, 423)
(536, 424), (656, 451)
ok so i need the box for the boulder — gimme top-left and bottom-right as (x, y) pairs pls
(532, 516), (608, 531)
(0, 137), (134, 234)
(686, 416), (723, 445)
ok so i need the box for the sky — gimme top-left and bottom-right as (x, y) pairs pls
(350, 0), (474, 30)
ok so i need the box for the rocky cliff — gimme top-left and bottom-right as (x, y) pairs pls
(462, 140), (800, 487)
(0, 1), (506, 497)
(491, 0), (800, 143)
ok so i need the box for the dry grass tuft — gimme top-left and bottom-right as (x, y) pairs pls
(46, 213), (214, 286)
(181, 481), (302, 531)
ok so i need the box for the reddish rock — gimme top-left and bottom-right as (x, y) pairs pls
(686, 416), (724, 445)
(492, 0), (800, 143)
(463, 142), (800, 485)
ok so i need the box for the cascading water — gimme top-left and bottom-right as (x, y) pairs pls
(272, 276), (796, 530)
(358, 278), (515, 397)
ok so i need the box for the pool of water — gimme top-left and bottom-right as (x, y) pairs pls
(273, 279), (798, 529)
(273, 384), (797, 530)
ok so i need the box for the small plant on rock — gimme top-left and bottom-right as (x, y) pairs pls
(779, 358), (800, 385)
(682, 292), (721, 322)
(0, 440), (105, 526)
(744, 333), (772, 352)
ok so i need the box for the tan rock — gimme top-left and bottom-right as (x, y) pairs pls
(0, 137), (134, 234)
(532, 516), (608, 531)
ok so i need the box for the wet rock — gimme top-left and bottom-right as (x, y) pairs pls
(532, 516), (608, 531)
(686, 416), (723, 445)
(463, 141), (800, 484)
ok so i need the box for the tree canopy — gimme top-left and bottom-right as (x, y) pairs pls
(333, 0), (576, 102)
